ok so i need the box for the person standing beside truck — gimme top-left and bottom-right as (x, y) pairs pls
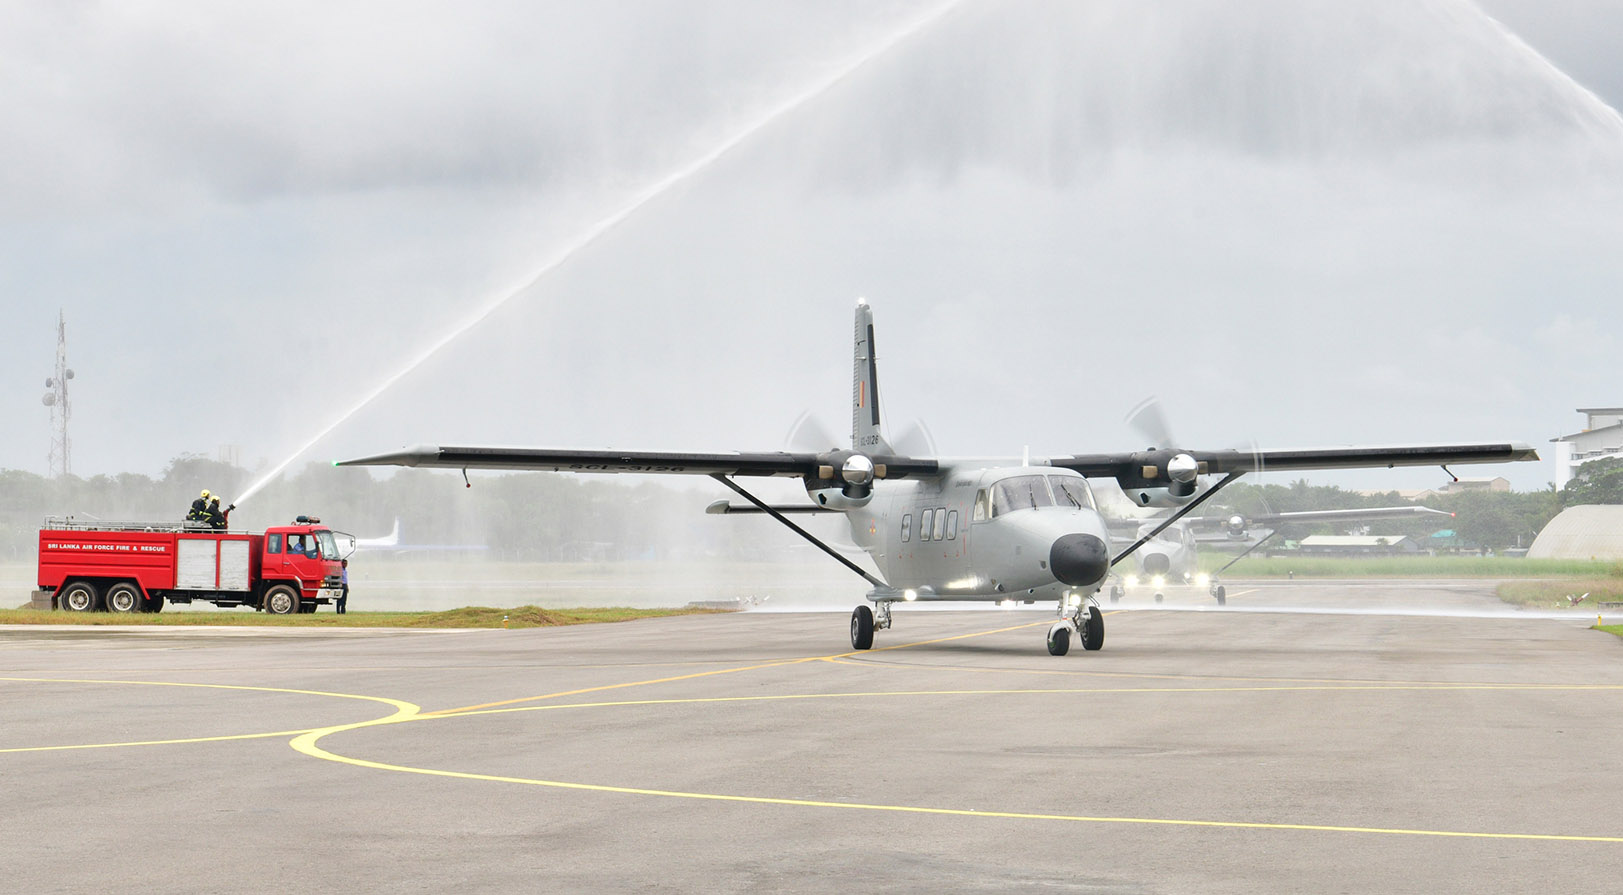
(337, 559), (349, 614)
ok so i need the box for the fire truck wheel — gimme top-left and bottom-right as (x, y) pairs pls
(144, 594), (164, 613)
(105, 583), (143, 614)
(297, 601), (317, 614)
(58, 581), (100, 613)
(263, 585), (299, 616)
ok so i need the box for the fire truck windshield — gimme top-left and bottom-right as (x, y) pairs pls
(314, 530), (339, 559)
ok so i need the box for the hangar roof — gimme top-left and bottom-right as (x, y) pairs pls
(1527, 505), (1623, 560)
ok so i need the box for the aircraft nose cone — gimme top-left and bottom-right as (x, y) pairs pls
(1142, 552), (1171, 576)
(1050, 533), (1110, 587)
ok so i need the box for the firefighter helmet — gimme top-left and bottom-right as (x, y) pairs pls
(200, 489), (210, 499)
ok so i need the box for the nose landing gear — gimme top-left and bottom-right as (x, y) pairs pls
(1048, 596), (1104, 655)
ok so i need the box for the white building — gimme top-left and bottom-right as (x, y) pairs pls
(1551, 407), (1623, 490)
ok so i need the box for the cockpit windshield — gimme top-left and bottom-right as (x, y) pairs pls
(1048, 476), (1096, 511)
(991, 475), (1054, 517)
(1134, 521), (1191, 545)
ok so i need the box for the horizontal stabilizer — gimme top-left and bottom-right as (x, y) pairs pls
(704, 500), (834, 515)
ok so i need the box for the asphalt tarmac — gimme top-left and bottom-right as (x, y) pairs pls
(3, 581), (1620, 894)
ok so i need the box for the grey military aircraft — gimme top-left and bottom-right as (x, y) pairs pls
(339, 299), (1538, 656)
(1102, 504), (1455, 604)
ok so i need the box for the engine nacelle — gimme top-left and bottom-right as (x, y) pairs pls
(804, 450), (878, 510)
(1117, 450), (1202, 507)
(1123, 487), (1191, 509)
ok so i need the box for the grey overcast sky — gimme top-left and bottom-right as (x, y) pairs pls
(4, 0), (1621, 495)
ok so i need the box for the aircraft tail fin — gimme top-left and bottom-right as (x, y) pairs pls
(852, 298), (893, 453)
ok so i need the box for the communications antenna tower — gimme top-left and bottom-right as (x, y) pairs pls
(42, 310), (73, 477)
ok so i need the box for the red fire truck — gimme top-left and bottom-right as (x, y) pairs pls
(34, 516), (348, 614)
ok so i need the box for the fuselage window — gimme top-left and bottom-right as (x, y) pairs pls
(991, 475), (1054, 517)
(972, 489), (990, 522)
(934, 508), (948, 540)
(946, 510), (959, 540)
(1049, 476), (1097, 511)
(921, 508), (935, 541)
(901, 514), (912, 543)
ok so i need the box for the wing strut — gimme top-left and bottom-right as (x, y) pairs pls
(710, 474), (888, 589)
(1111, 471), (1245, 567)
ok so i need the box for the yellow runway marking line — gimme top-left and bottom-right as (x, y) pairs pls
(428, 618), (1052, 716)
(0, 677), (419, 753)
(290, 722), (1623, 843)
(423, 681), (1623, 721)
(0, 729), (322, 754)
(278, 617), (1623, 845)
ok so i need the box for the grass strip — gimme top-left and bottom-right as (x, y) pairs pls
(0, 606), (726, 628)
(1496, 579), (1623, 610)
(1202, 555), (1623, 579)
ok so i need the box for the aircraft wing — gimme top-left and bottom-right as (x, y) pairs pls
(336, 444), (940, 478)
(1212, 505), (1455, 528)
(1049, 442), (1538, 490)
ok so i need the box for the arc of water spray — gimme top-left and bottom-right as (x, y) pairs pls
(233, 1), (965, 507)
(1462, 0), (1623, 137)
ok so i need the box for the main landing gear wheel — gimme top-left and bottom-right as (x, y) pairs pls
(1109, 585), (1122, 604)
(1081, 606), (1104, 651)
(850, 604), (874, 650)
(1154, 592), (1164, 604)
(1214, 585), (1226, 606)
(105, 582), (142, 614)
(1046, 622), (1071, 656)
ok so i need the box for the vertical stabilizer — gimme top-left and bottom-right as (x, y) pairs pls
(852, 299), (893, 453)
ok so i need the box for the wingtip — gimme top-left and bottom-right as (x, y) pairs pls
(336, 444), (441, 468)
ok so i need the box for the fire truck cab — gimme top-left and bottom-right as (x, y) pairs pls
(35, 516), (348, 615)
